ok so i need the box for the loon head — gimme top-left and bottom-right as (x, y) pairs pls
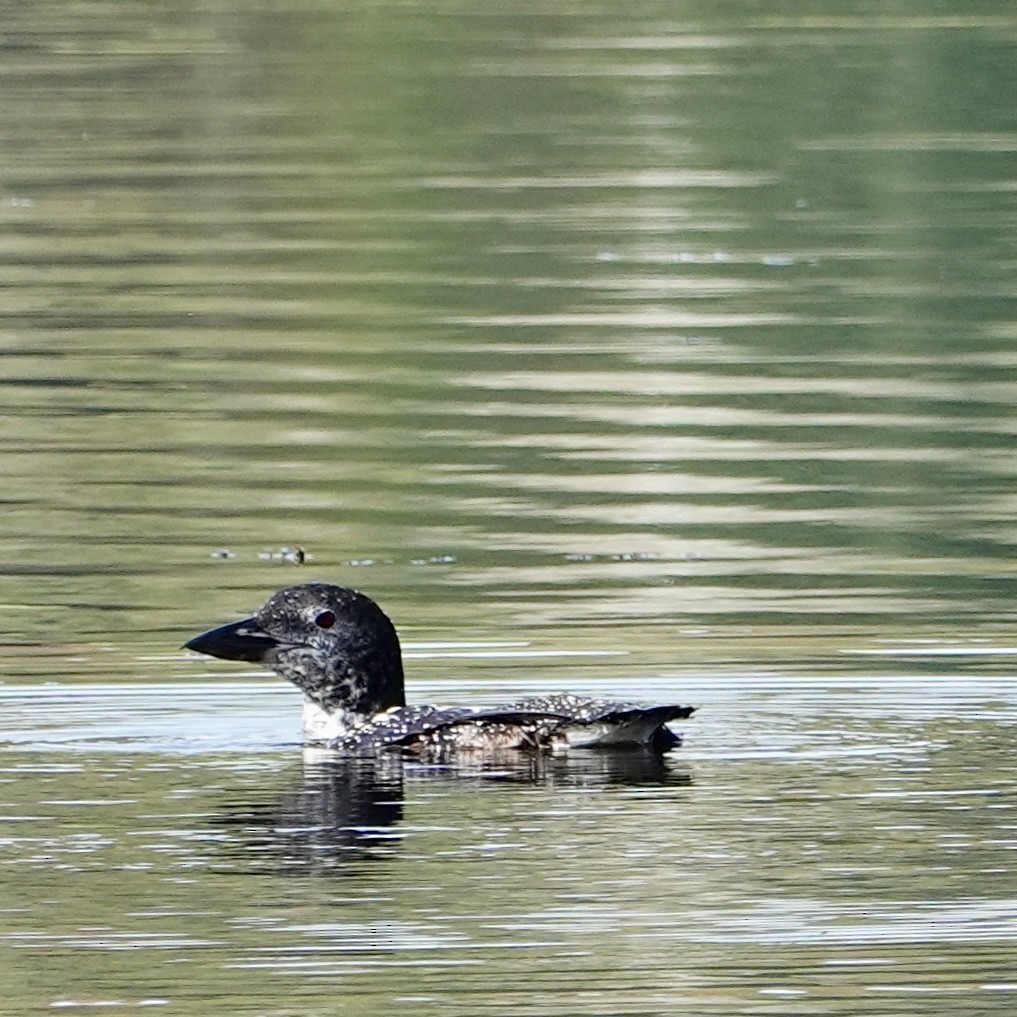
(184, 583), (406, 716)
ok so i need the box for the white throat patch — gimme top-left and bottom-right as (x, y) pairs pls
(302, 699), (357, 743)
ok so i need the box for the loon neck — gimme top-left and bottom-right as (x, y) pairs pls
(302, 699), (367, 743)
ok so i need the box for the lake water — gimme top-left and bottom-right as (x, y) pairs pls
(2, 2), (1017, 1013)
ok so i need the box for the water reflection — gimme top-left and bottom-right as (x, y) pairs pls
(209, 750), (691, 876)
(3, 0), (1017, 1012)
(210, 755), (406, 874)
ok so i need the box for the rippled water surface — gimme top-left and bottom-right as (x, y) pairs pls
(2, 1), (1017, 1014)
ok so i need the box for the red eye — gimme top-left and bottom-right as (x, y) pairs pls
(314, 610), (336, 629)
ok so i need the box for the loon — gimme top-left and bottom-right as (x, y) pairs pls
(184, 582), (695, 755)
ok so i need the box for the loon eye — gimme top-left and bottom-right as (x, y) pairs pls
(314, 610), (336, 629)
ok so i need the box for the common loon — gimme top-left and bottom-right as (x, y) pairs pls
(184, 582), (695, 754)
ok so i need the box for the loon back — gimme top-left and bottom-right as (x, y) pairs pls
(328, 695), (694, 754)
(184, 583), (696, 755)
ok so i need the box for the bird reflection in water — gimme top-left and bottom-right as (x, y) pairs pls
(209, 750), (691, 876)
(210, 754), (405, 875)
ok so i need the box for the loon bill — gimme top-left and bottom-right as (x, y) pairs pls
(184, 582), (695, 755)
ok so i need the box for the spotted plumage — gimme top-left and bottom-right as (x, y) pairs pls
(185, 583), (695, 755)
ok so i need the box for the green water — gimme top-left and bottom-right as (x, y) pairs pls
(2, 1), (1016, 1013)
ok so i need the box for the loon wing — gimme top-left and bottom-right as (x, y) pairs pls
(507, 693), (694, 725)
(328, 695), (694, 753)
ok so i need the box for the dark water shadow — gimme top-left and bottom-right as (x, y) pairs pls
(209, 749), (692, 876)
(209, 754), (406, 875)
